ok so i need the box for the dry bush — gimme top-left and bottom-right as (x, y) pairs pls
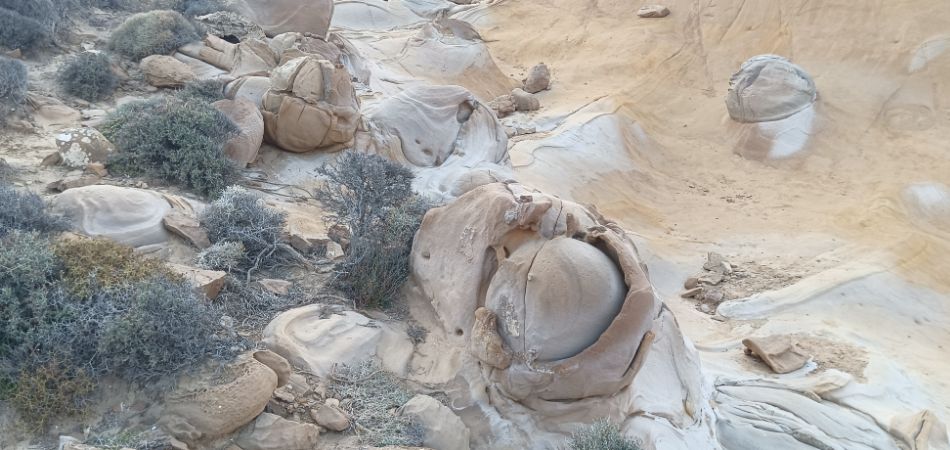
(53, 238), (176, 298)
(0, 56), (28, 123)
(9, 360), (94, 431)
(176, 78), (225, 103)
(108, 10), (198, 61)
(569, 420), (642, 450)
(200, 186), (288, 274)
(58, 52), (118, 102)
(0, 182), (70, 237)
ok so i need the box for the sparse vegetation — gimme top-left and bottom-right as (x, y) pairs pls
(0, 8), (47, 52)
(200, 186), (288, 274)
(568, 419), (642, 450)
(329, 359), (424, 447)
(176, 78), (226, 103)
(180, 0), (229, 17)
(211, 277), (308, 332)
(316, 153), (429, 308)
(0, 56), (28, 122)
(9, 360), (94, 431)
(196, 241), (246, 272)
(0, 182), (70, 237)
(53, 238), (176, 298)
(108, 10), (198, 61)
(102, 96), (239, 197)
(58, 52), (118, 102)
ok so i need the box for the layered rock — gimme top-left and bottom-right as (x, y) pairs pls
(50, 185), (172, 248)
(233, 0), (334, 38)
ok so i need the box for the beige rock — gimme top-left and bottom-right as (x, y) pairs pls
(310, 404), (350, 432)
(31, 94), (82, 129)
(469, 307), (512, 369)
(742, 335), (811, 374)
(511, 88), (540, 111)
(262, 57), (360, 153)
(236, 413), (320, 450)
(47, 175), (100, 192)
(325, 241), (344, 260)
(140, 55), (196, 88)
(524, 63), (551, 93)
(253, 350), (292, 387)
(488, 94), (516, 117)
(637, 5), (671, 18)
(86, 163), (108, 177)
(256, 279), (292, 296)
(50, 185), (172, 249)
(162, 211), (211, 249)
(55, 127), (115, 168)
(234, 0), (334, 38)
(726, 55), (817, 123)
(213, 98), (265, 167)
(160, 352), (282, 444)
(179, 35), (278, 78)
(400, 395), (471, 450)
(167, 263), (227, 299)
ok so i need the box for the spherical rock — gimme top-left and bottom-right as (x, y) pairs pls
(524, 63), (551, 94)
(726, 55), (817, 123)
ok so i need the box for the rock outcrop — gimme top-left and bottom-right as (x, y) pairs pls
(213, 98), (265, 167)
(234, 0), (334, 38)
(55, 127), (114, 168)
(140, 55), (196, 88)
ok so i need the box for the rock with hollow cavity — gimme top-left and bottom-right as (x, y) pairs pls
(235, 413), (320, 450)
(524, 63), (551, 94)
(400, 395), (470, 450)
(637, 5), (671, 18)
(160, 351), (289, 445)
(726, 55), (817, 123)
(261, 57), (360, 152)
(213, 98), (265, 167)
(55, 127), (115, 168)
(50, 185), (172, 248)
(742, 335), (810, 374)
(233, 0), (333, 38)
(140, 55), (196, 88)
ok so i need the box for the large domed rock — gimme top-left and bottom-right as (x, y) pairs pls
(50, 185), (172, 248)
(726, 55), (817, 123)
(233, 0), (333, 38)
(261, 56), (360, 153)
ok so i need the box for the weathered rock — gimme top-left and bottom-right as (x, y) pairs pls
(55, 127), (115, 168)
(742, 335), (810, 374)
(47, 174), (100, 192)
(697, 271), (724, 285)
(488, 94), (515, 117)
(179, 35), (279, 78)
(162, 211), (211, 249)
(253, 350), (292, 387)
(726, 55), (817, 123)
(400, 395), (471, 450)
(50, 185), (172, 248)
(261, 57), (360, 152)
(470, 307), (512, 369)
(524, 63), (551, 93)
(140, 55), (196, 88)
(703, 288), (724, 303)
(511, 88), (540, 111)
(325, 241), (344, 260)
(195, 11), (266, 41)
(213, 98), (265, 168)
(86, 163), (108, 177)
(684, 276), (699, 289)
(31, 94), (82, 129)
(160, 352), (284, 444)
(637, 5), (671, 18)
(310, 403), (350, 432)
(256, 279), (292, 296)
(167, 263), (227, 299)
(681, 287), (703, 298)
(236, 413), (320, 450)
(234, 0), (334, 38)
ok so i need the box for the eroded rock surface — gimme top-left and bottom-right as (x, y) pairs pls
(55, 127), (114, 168)
(50, 185), (172, 248)
(726, 55), (817, 123)
(235, 413), (321, 450)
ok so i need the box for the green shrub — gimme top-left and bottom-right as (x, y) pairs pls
(102, 96), (239, 197)
(316, 153), (429, 308)
(53, 238), (177, 298)
(569, 419), (642, 450)
(200, 186), (287, 272)
(57, 52), (118, 102)
(176, 78), (225, 103)
(0, 56), (28, 121)
(0, 182), (70, 237)
(10, 360), (94, 431)
(108, 10), (198, 61)
(329, 359), (424, 447)
(0, 8), (48, 52)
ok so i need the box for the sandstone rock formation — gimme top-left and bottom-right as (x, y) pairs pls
(523, 63), (551, 94)
(140, 55), (196, 88)
(166, 263), (227, 299)
(160, 351), (290, 445)
(50, 185), (172, 248)
(262, 57), (360, 152)
(726, 55), (817, 123)
(213, 98), (265, 167)
(235, 413), (321, 450)
(234, 0), (334, 38)
(400, 395), (471, 450)
(742, 335), (810, 374)
(310, 403), (349, 431)
(179, 36), (278, 78)
(55, 127), (114, 168)
(162, 210), (211, 249)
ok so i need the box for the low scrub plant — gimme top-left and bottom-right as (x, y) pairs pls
(9, 360), (94, 431)
(316, 153), (429, 308)
(0, 182), (70, 237)
(58, 52), (118, 102)
(176, 78), (225, 103)
(0, 56), (28, 122)
(0, 8), (47, 52)
(108, 10), (198, 61)
(102, 96), (239, 197)
(200, 186), (288, 274)
(53, 237), (176, 298)
(568, 419), (642, 450)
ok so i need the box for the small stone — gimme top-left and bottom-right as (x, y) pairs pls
(698, 303), (714, 314)
(256, 279), (292, 296)
(703, 288), (724, 303)
(684, 276), (699, 289)
(742, 335), (810, 374)
(163, 211), (212, 249)
(511, 88), (540, 111)
(681, 287), (703, 299)
(703, 252), (726, 271)
(310, 404), (350, 432)
(488, 94), (516, 117)
(140, 55), (196, 88)
(273, 386), (295, 403)
(41, 151), (63, 167)
(698, 271), (724, 285)
(166, 263), (227, 299)
(524, 63), (551, 93)
(637, 5), (671, 18)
